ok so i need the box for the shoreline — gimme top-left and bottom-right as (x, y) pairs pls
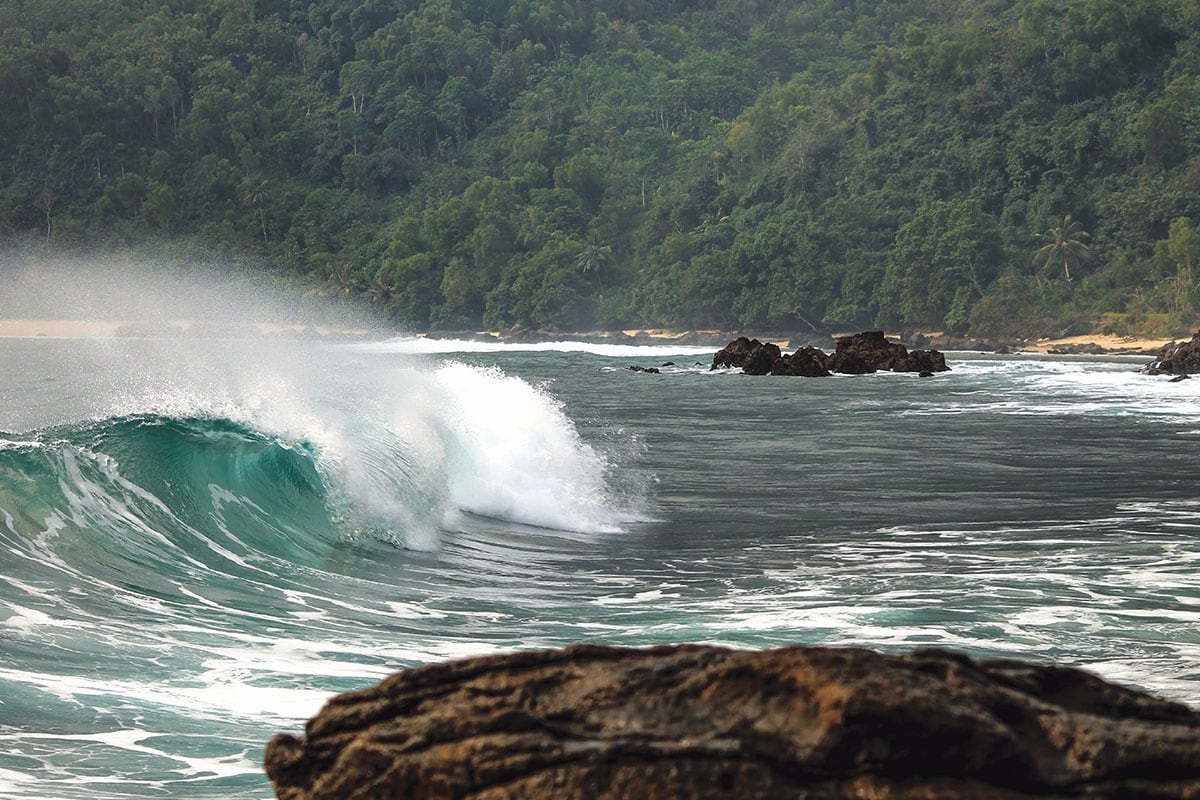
(0, 318), (1177, 355)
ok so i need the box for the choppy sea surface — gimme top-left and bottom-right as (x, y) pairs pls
(0, 334), (1197, 799)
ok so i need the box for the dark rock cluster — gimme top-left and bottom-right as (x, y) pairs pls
(1144, 330), (1200, 375)
(712, 331), (948, 376)
(1047, 342), (1109, 355)
(265, 643), (1200, 800)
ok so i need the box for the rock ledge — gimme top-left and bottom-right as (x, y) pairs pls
(265, 643), (1200, 799)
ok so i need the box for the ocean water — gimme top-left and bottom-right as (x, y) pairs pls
(1, 334), (1198, 799)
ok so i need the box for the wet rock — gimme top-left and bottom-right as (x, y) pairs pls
(826, 331), (950, 375)
(712, 332), (948, 376)
(899, 347), (950, 373)
(770, 345), (831, 377)
(676, 331), (734, 346)
(827, 330), (900, 372)
(626, 365), (661, 374)
(1048, 343), (1108, 355)
(1169, 374), (1190, 382)
(499, 324), (538, 342)
(1144, 331), (1200, 375)
(265, 643), (1200, 800)
(709, 337), (781, 375)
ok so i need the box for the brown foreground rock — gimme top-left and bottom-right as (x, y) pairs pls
(1144, 330), (1200, 375)
(264, 643), (1200, 800)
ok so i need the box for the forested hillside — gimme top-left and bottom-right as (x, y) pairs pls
(3, 0), (1200, 336)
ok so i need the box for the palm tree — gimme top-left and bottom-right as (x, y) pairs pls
(362, 276), (395, 304)
(33, 187), (55, 242)
(1033, 214), (1092, 281)
(241, 175), (272, 243)
(576, 237), (611, 274)
(324, 263), (361, 296)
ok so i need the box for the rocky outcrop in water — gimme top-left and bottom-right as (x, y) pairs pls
(264, 643), (1200, 800)
(709, 336), (785, 375)
(1144, 330), (1200, 375)
(826, 330), (948, 374)
(771, 345), (834, 377)
(711, 331), (947, 376)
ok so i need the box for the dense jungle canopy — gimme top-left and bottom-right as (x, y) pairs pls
(4, 0), (1200, 336)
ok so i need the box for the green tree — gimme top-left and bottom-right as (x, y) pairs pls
(241, 175), (272, 243)
(324, 262), (361, 295)
(32, 187), (54, 242)
(0, 0), (1197, 339)
(884, 199), (1004, 329)
(361, 272), (395, 305)
(142, 182), (177, 232)
(1033, 214), (1092, 282)
(575, 236), (611, 274)
(1165, 216), (1200, 313)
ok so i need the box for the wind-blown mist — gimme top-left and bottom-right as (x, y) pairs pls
(0, 253), (361, 330)
(0, 257), (644, 542)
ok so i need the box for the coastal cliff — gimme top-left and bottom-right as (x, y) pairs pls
(264, 643), (1200, 799)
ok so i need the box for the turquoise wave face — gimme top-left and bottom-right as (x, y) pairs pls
(0, 416), (342, 582)
(0, 353), (648, 586)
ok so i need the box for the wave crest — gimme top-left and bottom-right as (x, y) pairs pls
(0, 356), (643, 566)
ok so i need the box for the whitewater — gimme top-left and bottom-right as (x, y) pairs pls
(1, 328), (1199, 799)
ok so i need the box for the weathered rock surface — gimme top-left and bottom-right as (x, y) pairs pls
(826, 330), (950, 374)
(1047, 342), (1109, 356)
(264, 643), (1200, 800)
(771, 345), (832, 377)
(1144, 330), (1200, 375)
(711, 331), (947, 376)
(710, 336), (783, 375)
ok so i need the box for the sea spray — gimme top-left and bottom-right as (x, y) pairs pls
(1, 336), (644, 550)
(429, 362), (626, 534)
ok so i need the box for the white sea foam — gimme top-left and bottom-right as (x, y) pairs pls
(429, 361), (641, 534)
(352, 335), (717, 358)
(909, 354), (1200, 419)
(3, 332), (643, 546)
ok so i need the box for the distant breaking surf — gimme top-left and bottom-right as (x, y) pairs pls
(353, 336), (718, 358)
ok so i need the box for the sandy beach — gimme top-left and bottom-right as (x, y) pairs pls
(0, 318), (131, 338)
(1020, 333), (1175, 354)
